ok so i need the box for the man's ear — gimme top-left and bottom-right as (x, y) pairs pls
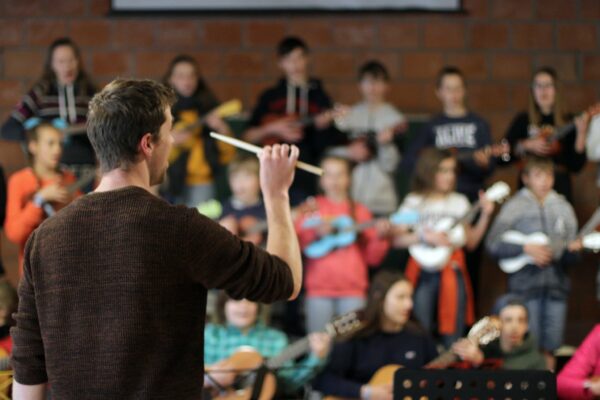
(138, 133), (155, 158)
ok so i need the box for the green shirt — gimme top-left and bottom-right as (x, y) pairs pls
(204, 322), (325, 393)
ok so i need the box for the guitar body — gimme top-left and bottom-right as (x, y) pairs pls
(260, 114), (306, 146)
(208, 347), (277, 400)
(304, 215), (357, 259)
(498, 231), (550, 273)
(408, 218), (465, 270)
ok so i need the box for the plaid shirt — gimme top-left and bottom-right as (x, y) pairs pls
(204, 323), (324, 392)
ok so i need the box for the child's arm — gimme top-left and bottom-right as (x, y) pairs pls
(465, 191), (495, 251)
(485, 198), (524, 260)
(4, 177), (45, 247)
(557, 325), (600, 399)
(356, 205), (389, 266)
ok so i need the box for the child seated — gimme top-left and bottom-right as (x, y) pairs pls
(452, 294), (547, 370)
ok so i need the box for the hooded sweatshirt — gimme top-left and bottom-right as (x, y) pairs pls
(1, 79), (96, 165)
(482, 334), (547, 370)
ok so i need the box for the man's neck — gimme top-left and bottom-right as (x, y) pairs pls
(94, 166), (151, 193)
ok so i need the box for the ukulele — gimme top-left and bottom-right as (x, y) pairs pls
(528, 104), (600, 156)
(206, 312), (362, 400)
(498, 206), (600, 273)
(260, 104), (348, 146)
(454, 140), (511, 163)
(42, 169), (97, 217)
(323, 316), (501, 400)
(170, 99), (243, 161)
(408, 181), (511, 270)
(301, 210), (420, 259)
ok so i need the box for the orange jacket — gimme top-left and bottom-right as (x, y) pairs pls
(4, 168), (79, 274)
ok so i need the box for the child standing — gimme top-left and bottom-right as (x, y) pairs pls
(334, 60), (406, 216)
(163, 55), (235, 206)
(4, 121), (80, 274)
(392, 148), (494, 347)
(296, 156), (389, 333)
(486, 156), (580, 368)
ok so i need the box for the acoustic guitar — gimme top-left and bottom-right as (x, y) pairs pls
(206, 312), (362, 400)
(323, 316), (502, 400)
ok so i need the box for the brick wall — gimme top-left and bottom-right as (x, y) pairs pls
(1, 0), (600, 341)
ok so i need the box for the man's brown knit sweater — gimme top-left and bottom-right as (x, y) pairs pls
(11, 186), (294, 399)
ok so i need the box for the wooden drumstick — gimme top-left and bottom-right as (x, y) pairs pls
(210, 132), (323, 176)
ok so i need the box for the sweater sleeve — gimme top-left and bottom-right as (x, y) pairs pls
(400, 122), (434, 173)
(4, 173), (44, 247)
(315, 341), (363, 398)
(356, 204), (389, 267)
(10, 230), (48, 385)
(184, 209), (294, 303)
(458, 118), (495, 179)
(0, 166), (6, 227)
(586, 117), (600, 161)
(557, 128), (587, 174)
(557, 325), (600, 399)
(376, 143), (400, 173)
(485, 197), (524, 260)
(503, 113), (529, 162)
(1, 87), (40, 141)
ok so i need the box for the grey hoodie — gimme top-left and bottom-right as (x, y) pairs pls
(486, 188), (578, 299)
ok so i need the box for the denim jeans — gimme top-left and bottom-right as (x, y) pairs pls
(305, 296), (365, 333)
(525, 294), (567, 352)
(413, 269), (466, 348)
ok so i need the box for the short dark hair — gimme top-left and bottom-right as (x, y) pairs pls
(87, 79), (176, 172)
(436, 65), (465, 88)
(493, 294), (528, 319)
(358, 60), (390, 82)
(522, 155), (554, 176)
(277, 36), (309, 57)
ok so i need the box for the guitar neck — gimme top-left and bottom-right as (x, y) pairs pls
(579, 207), (600, 237)
(265, 337), (311, 370)
(450, 201), (481, 230)
(425, 349), (458, 369)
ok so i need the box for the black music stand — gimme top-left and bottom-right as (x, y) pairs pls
(394, 368), (556, 400)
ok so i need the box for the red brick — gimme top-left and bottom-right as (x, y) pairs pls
(583, 55), (600, 80)
(581, 0), (600, 19)
(512, 23), (554, 50)
(0, 20), (23, 46)
(535, 54), (578, 82)
(401, 53), (444, 80)
(1, 0), (43, 17)
(27, 20), (69, 46)
(562, 84), (599, 112)
(557, 24), (598, 51)
(491, 54), (532, 80)
(113, 20), (155, 48)
(90, 0), (111, 16)
(490, 0), (533, 19)
(379, 22), (420, 49)
(188, 51), (223, 80)
(389, 82), (434, 113)
(135, 51), (178, 78)
(43, 0), (85, 16)
(445, 53), (488, 80)
(209, 80), (247, 110)
(508, 85), (531, 111)
(470, 23), (509, 49)
(468, 83), (509, 112)
(156, 20), (200, 48)
(463, 0), (488, 18)
(4, 50), (45, 79)
(203, 21), (243, 47)
(91, 51), (131, 77)
(288, 19), (333, 48)
(246, 20), (287, 47)
(321, 82), (359, 106)
(332, 20), (377, 48)
(0, 81), (22, 108)
(312, 52), (356, 79)
(70, 19), (111, 47)
(423, 22), (466, 49)
(223, 52), (266, 79)
(536, 2), (577, 19)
